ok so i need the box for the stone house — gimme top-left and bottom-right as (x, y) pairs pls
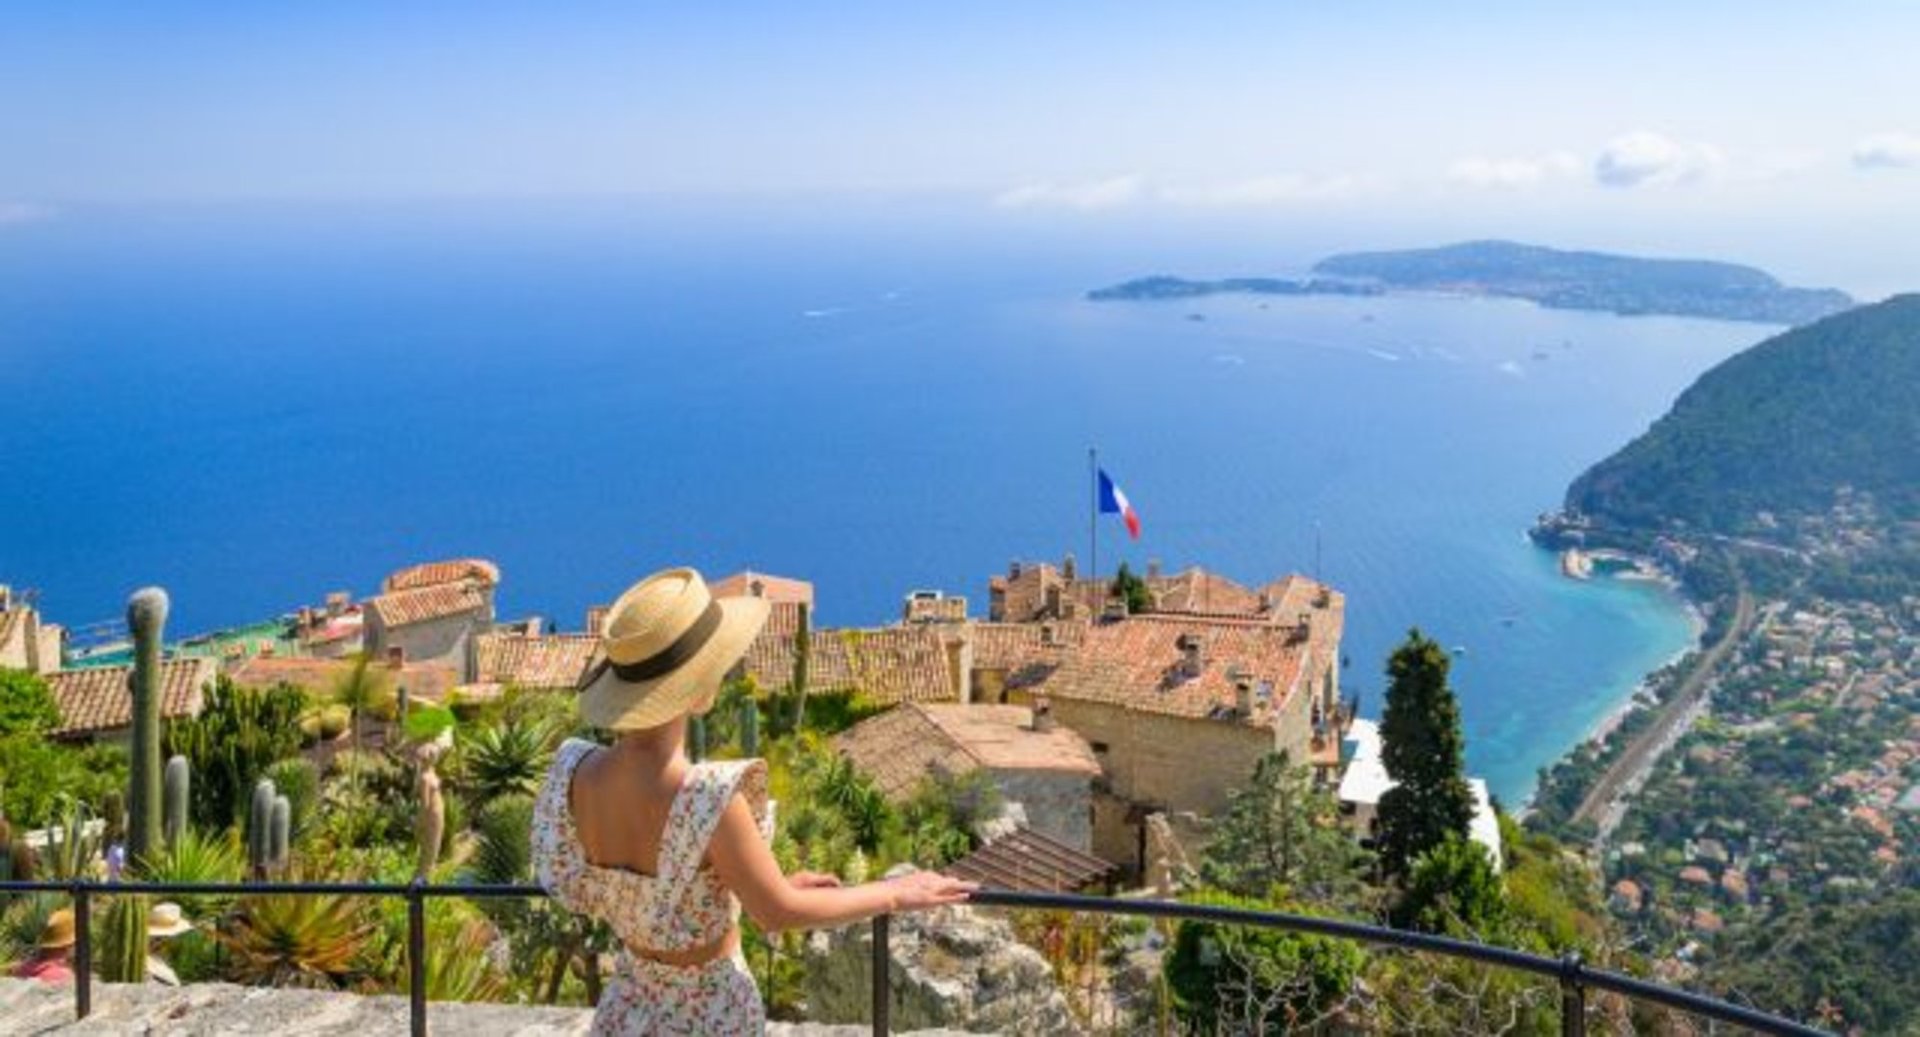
(45, 657), (217, 743)
(834, 702), (1102, 852)
(0, 586), (63, 675)
(361, 559), (499, 675)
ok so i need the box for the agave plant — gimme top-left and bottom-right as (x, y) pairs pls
(378, 897), (506, 1003)
(460, 719), (557, 803)
(470, 793), (534, 886)
(218, 886), (375, 989)
(140, 828), (246, 919)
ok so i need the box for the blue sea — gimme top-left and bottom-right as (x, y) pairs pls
(0, 202), (1770, 804)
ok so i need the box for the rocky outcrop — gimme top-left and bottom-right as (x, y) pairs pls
(0, 979), (965, 1036)
(803, 902), (1083, 1035)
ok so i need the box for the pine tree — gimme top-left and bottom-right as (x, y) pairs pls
(1375, 629), (1475, 878)
(1111, 562), (1152, 614)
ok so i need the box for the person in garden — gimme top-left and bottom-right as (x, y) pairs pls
(532, 567), (975, 1035)
(10, 909), (76, 983)
(145, 901), (193, 985)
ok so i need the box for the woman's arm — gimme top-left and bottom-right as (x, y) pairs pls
(706, 795), (975, 933)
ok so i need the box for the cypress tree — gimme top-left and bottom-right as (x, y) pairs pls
(1375, 628), (1475, 878)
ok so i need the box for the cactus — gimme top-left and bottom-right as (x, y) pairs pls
(101, 790), (127, 848)
(689, 714), (707, 762)
(100, 894), (149, 983)
(248, 778), (277, 879)
(396, 685), (410, 727)
(126, 587), (169, 867)
(739, 696), (760, 757)
(269, 795), (291, 871)
(163, 755), (190, 848)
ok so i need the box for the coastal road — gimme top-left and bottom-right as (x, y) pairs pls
(1571, 560), (1755, 839)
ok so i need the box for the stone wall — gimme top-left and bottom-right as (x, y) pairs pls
(1051, 699), (1270, 819)
(0, 979), (972, 1036)
(803, 898), (1083, 1035)
(990, 768), (1092, 852)
(365, 609), (484, 675)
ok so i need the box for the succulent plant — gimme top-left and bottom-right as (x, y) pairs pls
(248, 778), (277, 879)
(163, 755), (190, 848)
(100, 894), (149, 983)
(740, 696), (760, 756)
(126, 586), (170, 865)
(269, 795), (290, 871)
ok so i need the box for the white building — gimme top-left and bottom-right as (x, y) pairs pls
(1336, 717), (1503, 872)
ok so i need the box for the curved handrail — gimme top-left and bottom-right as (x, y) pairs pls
(0, 879), (1825, 1036)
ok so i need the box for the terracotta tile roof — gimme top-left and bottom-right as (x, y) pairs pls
(947, 827), (1118, 893)
(1032, 614), (1308, 726)
(835, 703), (1099, 801)
(1148, 567), (1262, 616)
(742, 624), (951, 705)
(47, 658), (215, 739)
(989, 563), (1101, 623)
(226, 656), (461, 703)
(472, 633), (599, 690)
(710, 571), (814, 607)
(365, 583), (487, 629)
(382, 559), (500, 593)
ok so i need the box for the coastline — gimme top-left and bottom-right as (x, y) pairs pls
(1517, 549), (1707, 815)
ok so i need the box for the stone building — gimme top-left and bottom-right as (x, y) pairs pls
(360, 559), (499, 674)
(0, 586), (63, 675)
(45, 657), (217, 743)
(834, 702), (1102, 852)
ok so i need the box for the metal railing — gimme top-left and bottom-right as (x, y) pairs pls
(0, 879), (1824, 1036)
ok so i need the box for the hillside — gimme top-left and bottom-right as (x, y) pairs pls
(1566, 294), (1920, 532)
(1311, 240), (1853, 324)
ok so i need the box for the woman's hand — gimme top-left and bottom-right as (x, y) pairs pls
(886, 870), (979, 912)
(789, 871), (843, 890)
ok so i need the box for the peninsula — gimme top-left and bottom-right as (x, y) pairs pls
(1089, 240), (1855, 325)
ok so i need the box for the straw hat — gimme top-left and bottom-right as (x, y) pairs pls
(147, 902), (193, 938)
(577, 568), (770, 731)
(37, 909), (76, 950)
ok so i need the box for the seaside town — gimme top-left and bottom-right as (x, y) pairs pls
(0, 553), (1569, 1033)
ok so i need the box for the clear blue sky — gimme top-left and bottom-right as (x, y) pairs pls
(4, 3), (1917, 287)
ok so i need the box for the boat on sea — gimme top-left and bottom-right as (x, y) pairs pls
(1452, 645), (1469, 656)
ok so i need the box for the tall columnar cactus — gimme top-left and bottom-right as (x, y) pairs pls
(740, 696), (760, 757)
(395, 685), (410, 727)
(100, 894), (148, 983)
(163, 755), (190, 848)
(269, 795), (291, 871)
(248, 778), (277, 879)
(689, 715), (707, 762)
(126, 587), (170, 866)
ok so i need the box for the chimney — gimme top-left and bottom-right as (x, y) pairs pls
(1009, 561), (1024, 580)
(749, 578), (766, 598)
(387, 646), (406, 669)
(586, 606), (609, 637)
(1258, 590), (1274, 613)
(1232, 670), (1254, 717)
(326, 592), (349, 619)
(1177, 633), (1205, 678)
(1030, 693), (1056, 733)
(1062, 553), (1077, 581)
(945, 628), (975, 705)
(1146, 559), (1161, 580)
(1044, 584), (1063, 618)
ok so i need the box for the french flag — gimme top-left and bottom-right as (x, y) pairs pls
(1098, 468), (1142, 540)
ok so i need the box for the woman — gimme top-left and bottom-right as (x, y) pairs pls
(532, 568), (975, 1035)
(9, 909), (75, 984)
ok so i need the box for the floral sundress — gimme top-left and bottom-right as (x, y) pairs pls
(532, 738), (772, 1035)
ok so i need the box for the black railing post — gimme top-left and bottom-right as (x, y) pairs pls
(72, 879), (91, 1020)
(870, 913), (890, 1036)
(407, 878), (427, 1037)
(1560, 951), (1586, 1037)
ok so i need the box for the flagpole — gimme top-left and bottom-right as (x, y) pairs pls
(1088, 446), (1099, 595)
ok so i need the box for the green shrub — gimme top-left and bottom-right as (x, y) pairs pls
(1164, 889), (1365, 1033)
(0, 669), (59, 738)
(471, 794), (534, 885)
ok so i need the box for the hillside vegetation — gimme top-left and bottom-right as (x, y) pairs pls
(1567, 293), (1920, 533)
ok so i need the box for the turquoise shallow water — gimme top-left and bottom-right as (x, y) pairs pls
(0, 205), (1758, 803)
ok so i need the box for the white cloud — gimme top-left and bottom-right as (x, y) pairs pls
(1447, 152), (1581, 189)
(1853, 132), (1920, 170)
(1593, 131), (1724, 188)
(1155, 172), (1383, 206)
(992, 175), (1144, 210)
(0, 201), (54, 225)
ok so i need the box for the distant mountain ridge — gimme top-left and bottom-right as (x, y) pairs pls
(1089, 240), (1854, 325)
(1566, 293), (1920, 533)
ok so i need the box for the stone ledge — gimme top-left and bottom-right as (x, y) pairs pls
(0, 979), (982, 1036)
